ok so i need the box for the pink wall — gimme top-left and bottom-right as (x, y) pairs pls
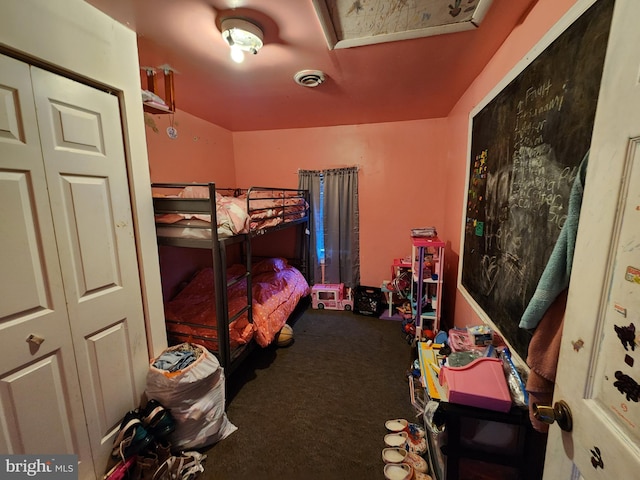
(145, 109), (236, 299)
(145, 0), (580, 330)
(232, 120), (449, 291)
(145, 109), (235, 184)
(443, 0), (578, 329)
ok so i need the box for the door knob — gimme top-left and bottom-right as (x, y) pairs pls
(532, 400), (573, 432)
(26, 334), (45, 346)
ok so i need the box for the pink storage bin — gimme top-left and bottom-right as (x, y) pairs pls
(440, 357), (512, 412)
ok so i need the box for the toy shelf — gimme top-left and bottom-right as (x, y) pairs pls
(411, 236), (445, 339)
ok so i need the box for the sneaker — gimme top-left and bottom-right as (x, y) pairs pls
(154, 439), (173, 464)
(153, 451), (206, 480)
(141, 399), (175, 439)
(111, 410), (154, 460)
(131, 452), (158, 480)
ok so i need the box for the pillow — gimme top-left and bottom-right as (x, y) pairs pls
(252, 257), (288, 274)
(179, 186), (210, 199)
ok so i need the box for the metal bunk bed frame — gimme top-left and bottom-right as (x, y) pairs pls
(151, 182), (310, 376)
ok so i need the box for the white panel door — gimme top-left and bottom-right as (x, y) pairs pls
(30, 67), (150, 475)
(0, 55), (94, 479)
(544, 0), (640, 478)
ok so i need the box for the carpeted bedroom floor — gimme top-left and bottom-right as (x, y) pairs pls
(202, 307), (417, 480)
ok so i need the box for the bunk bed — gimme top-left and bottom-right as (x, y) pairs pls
(151, 183), (311, 376)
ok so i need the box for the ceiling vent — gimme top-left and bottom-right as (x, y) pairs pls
(294, 70), (326, 87)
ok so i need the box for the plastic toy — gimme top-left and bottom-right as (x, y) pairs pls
(311, 283), (354, 311)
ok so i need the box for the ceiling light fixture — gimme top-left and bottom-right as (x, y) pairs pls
(221, 18), (264, 64)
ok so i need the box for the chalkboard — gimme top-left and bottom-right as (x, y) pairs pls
(461, 0), (615, 360)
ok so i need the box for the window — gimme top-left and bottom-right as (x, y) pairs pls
(298, 167), (359, 287)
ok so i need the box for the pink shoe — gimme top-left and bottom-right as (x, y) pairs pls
(385, 419), (409, 432)
(382, 447), (407, 464)
(403, 451), (428, 474)
(383, 448), (428, 474)
(384, 431), (408, 448)
(383, 462), (413, 480)
(406, 435), (427, 456)
(404, 422), (426, 440)
(414, 471), (433, 480)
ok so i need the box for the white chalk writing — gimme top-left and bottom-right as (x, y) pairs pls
(509, 144), (576, 230)
(514, 79), (567, 150)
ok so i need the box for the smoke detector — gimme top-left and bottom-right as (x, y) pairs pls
(294, 70), (326, 87)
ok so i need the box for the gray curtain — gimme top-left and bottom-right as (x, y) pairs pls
(299, 167), (360, 287)
(298, 170), (322, 285)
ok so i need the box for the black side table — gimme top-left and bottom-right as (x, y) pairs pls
(426, 401), (547, 480)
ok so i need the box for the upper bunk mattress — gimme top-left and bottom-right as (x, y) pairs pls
(153, 185), (308, 240)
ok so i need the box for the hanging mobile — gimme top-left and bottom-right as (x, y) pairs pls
(166, 113), (178, 139)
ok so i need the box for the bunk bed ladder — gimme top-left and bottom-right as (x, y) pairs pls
(208, 183), (227, 370)
(209, 183), (254, 374)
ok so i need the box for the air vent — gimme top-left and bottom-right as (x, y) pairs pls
(294, 70), (326, 87)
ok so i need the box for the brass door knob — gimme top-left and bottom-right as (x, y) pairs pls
(26, 334), (45, 346)
(532, 400), (573, 432)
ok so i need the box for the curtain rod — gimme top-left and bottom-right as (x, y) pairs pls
(297, 165), (360, 174)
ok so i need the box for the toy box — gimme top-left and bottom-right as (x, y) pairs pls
(439, 357), (512, 412)
(353, 285), (384, 317)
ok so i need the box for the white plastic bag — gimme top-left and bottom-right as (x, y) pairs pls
(145, 344), (237, 450)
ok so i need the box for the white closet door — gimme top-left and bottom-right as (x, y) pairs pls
(0, 54), (94, 478)
(30, 67), (150, 474)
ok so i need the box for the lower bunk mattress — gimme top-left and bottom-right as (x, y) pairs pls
(163, 257), (310, 353)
